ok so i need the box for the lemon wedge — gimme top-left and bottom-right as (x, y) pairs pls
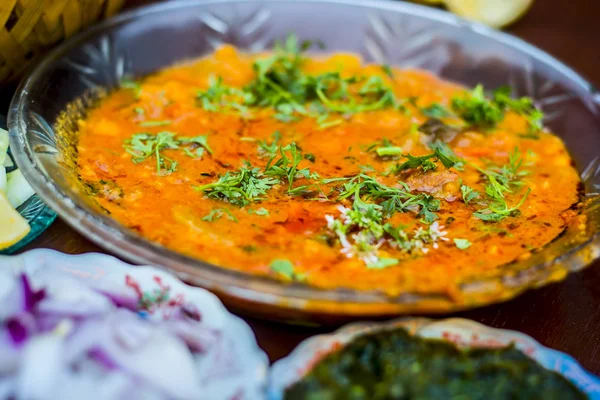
(0, 191), (30, 250)
(445, 0), (533, 28)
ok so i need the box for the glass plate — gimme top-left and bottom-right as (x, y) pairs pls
(7, 0), (600, 321)
(0, 116), (57, 255)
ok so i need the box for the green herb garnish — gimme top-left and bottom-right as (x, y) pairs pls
(381, 64), (394, 79)
(270, 259), (305, 281)
(257, 131), (282, 158)
(196, 34), (406, 124)
(376, 146), (403, 157)
(248, 207), (269, 216)
(460, 184), (480, 204)
(179, 135), (213, 158)
(367, 257), (399, 269)
(471, 148), (531, 221)
(124, 132), (179, 175)
(452, 84), (544, 133)
(139, 120), (172, 127)
(453, 238), (472, 249)
(421, 103), (452, 119)
(195, 162), (280, 206)
(197, 75), (253, 117)
(264, 143), (319, 191)
(121, 78), (142, 99)
(202, 208), (238, 222)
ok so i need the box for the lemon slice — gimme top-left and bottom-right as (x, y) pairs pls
(0, 191), (30, 250)
(445, 0), (533, 28)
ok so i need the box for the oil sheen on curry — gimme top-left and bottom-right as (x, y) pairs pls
(76, 37), (582, 296)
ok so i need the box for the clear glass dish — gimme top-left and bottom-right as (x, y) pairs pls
(0, 115), (57, 255)
(8, 0), (600, 322)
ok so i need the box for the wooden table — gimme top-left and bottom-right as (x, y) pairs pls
(15, 0), (600, 374)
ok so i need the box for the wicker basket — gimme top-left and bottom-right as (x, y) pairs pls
(0, 0), (125, 86)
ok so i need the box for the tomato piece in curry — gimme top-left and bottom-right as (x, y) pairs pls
(76, 39), (582, 297)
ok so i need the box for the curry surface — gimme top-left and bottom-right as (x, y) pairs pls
(76, 45), (582, 297)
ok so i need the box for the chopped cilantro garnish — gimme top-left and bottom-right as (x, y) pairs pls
(139, 120), (172, 127)
(381, 64), (394, 79)
(124, 133), (213, 172)
(195, 162), (279, 206)
(202, 208), (238, 222)
(393, 142), (461, 173)
(304, 153), (316, 163)
(367, 257), (399, 269)
(453, 238), (472, 249)
(452, 84), (503, 129)
(429, 141), (462, 169)
(395, 153), (438, 173)
(124, 132), (179, 175)
(460, 184), (480, 205)
(195, 34), (407, 125)
(197, 75), (253, 117)
(421, 103), (452, 119)
(264, 143), (319, 191)
(179, 135), (213, 156)
(471, 148), (531, 221)
(257, 131), (282, 158)
(120, 78), (142, 99)
(376, 146), (403, 157)
(452, 84), (544, 133)
(248, 207), (269, 216)
(270, 259), (305, 281)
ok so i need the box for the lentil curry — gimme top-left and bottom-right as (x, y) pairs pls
(76, 36), (582, 296)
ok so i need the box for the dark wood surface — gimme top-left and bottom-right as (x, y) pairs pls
(17, 0), (600, 374)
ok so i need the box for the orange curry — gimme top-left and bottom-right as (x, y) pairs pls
(76, 40), (582, 296)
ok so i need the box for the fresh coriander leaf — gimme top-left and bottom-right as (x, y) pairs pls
(202, 208), (238, 222)
(257, 131), (282, 158)
(452, 84), (503, 129)
(367, 257), (399, 269)
(418, 195), (441, 224)
(270, 259), (295, 279)
(195, 162), (280, 206)
(179, 135), (213, 155)
(421, 103), (451, 119)
(183, 147), (205, 158)
(139, 120), (171, 127)
(270, 259), (304, 281)
(381, 64), (394, 79)
(304, 153), (316, 163)
(395, 153), (437, 173)
(134, 107), (145, 115)
(248, 207), (269, 216)
(264, 143), (317, 191)
(461, 184), (480, 204)
(453, 238), (472, 249)
(316, 117), (343, 130)
(452, 84), (545, 133)
(124, 131), (179, 174)
(376, 146), (403, 157)
(493, 86), (544, 135)
(474, 188), (531, 222)
(197, 75), (252, 117)
(121, 78), (142, 99)
(429, 141), (462, 169)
